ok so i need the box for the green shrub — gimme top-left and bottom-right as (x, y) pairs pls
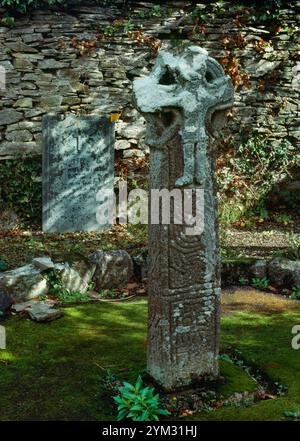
(0, 0), (64, 15)
(113, 376), (169, 421)
(290, 286), (300, 300)
(218, 130), (299, 225)
(251, 277), (270, 290)
(46, 270), (90, 304)
(0, 156), (42, 226)
(0, 260), (7, 271)
(283, 409), (300, 420)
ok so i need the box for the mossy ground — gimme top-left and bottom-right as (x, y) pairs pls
(0, 291), (300, 421)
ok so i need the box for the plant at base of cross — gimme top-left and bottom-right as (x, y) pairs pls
(239, 277), (249, 286)
(290, 286), (300, 300)
(283, 409), (300, 420)
(251, 277), (270, 290)
(113, 376), (169, 421)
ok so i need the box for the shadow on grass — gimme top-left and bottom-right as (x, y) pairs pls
(0, 300), (300, 421)
(0, 300), (147, 421)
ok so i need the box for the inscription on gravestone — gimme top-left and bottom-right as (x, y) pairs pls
(43, 114), (114, 233)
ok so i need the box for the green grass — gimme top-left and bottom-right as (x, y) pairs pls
(0, 299), (300, 421)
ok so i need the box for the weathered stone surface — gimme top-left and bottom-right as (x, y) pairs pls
(0, 109), (22, 126)
(132, 251), (261, 287)
(5, 41), (39, 53)
(268, 258), (300, 287)
(6, 129), (33, 142)
(40, 95), (63, 108)
(0, 208), (20, 230)
(250, 260), (267, 279)
(0, 1), (298, 211)
(249, 60), (282, 77)
(42, 114), (115, 233)
(54, 260), (96, 294)
(0, 287), (12, 313)
(12, 300), (38, 313)
(117, 120), (146, 139)
(90, 250), (133, 290)
(11, 299), (56, 313)
(0, 265), (48, 303)
(13, 98), (33, 108)
(0, 141), (39, 157)
(28, 302), (63, 322)
(14, 55), (33, 71)
(32, 257), (55, 271)
(133, 46), (234, 390)
(39, 59), (66, 70)
(132, 250), (148, 283)
(115, 139), (131, 150)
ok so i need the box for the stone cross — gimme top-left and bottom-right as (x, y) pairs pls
(133, 46), (234, 390)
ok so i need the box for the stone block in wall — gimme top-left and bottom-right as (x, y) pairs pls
(14, 55), (33, 72)
(115, 139), (130, 150)
(40, 95), (63, 108)
(5, 130), (33, 142)
(13, 98), (33, 108)
(0, 109), (22, 126)
(5, 41), (39, 53)
(38, 59), (68, 70)
(0, 141), (38, 157)
(117, 119), (146, 139)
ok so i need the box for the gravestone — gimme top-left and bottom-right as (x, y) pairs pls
(43, 114), (114, 233)
(133, 46), (234, 390)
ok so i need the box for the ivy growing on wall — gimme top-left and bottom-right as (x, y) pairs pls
(0, 156), (42, 226)
(0, 0), (65, 14)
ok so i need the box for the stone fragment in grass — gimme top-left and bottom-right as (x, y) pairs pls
(12, 299), (56, 313)
(12, 300), (37, 313)
(28, 302), (63, 322)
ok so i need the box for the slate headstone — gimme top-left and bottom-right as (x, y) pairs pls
(42, 114), (115, 233)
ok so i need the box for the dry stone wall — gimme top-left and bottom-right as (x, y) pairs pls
(0, 0), (299, 174)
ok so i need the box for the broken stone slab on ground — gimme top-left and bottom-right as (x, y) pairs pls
(12, 299), (56, 313)
(268, 258), (300, 287)
(250, 260), (267, 279)
(53, 260), (96, 294)
(32, 256), (55, 271)
(0, 264), (48, 303)
(28, 302), (63, 322)
(89, 250), (133, 290)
